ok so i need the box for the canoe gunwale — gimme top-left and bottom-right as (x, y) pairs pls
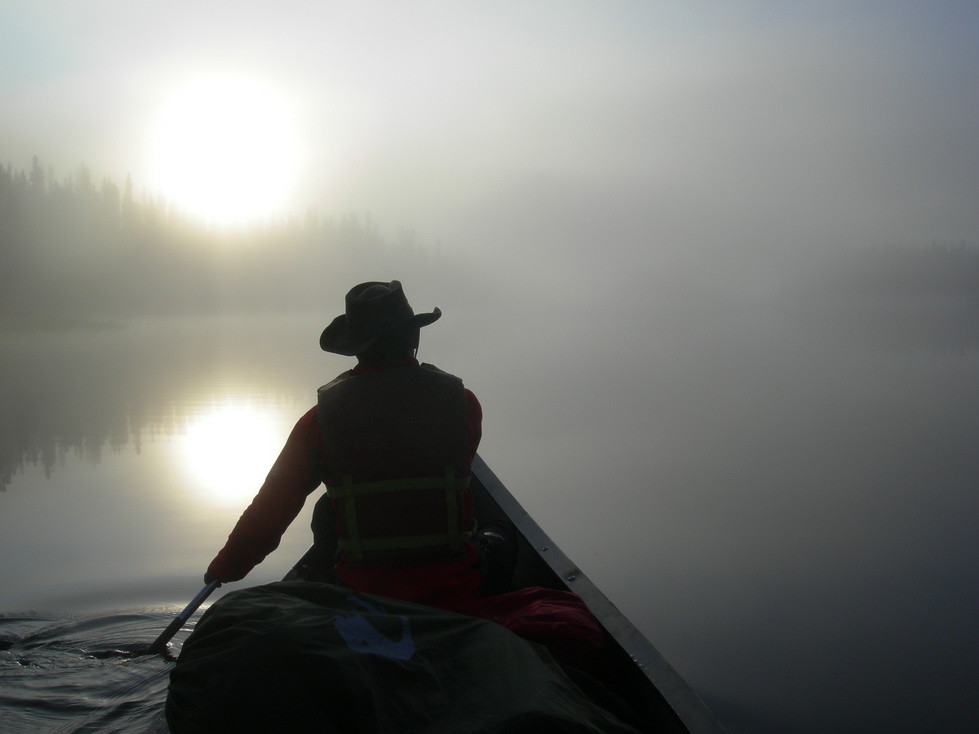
(469, 455), (724, 734)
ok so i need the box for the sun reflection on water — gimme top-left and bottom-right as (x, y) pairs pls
(175, 401), (288, 507)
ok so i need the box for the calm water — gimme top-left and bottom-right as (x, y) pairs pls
(1, 302), (977, 733)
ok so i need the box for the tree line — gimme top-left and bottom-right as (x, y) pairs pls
(1, 157), (442, 326)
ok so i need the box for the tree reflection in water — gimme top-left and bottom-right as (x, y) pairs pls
(0, 316), (333, 493)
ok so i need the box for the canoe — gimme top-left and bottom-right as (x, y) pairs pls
(284, 454), (723, 734)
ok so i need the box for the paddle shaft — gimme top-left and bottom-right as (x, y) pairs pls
(148, 580), (221, 654)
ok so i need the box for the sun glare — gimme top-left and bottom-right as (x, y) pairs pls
(176, 403), (286, 507)
(148, 75), (301, 227)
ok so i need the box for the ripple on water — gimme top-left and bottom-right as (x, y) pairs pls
(0, 610), (200, 733)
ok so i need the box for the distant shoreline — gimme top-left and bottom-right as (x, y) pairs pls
(0, 315), (126, 335)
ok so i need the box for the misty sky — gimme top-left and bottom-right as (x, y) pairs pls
(3, 1), (977, 260)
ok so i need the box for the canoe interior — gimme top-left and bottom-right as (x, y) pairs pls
(285, 454), (723, 734)
(468, 455), (723, 734)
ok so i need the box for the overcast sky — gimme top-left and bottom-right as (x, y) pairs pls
(3, 1), (977, 259)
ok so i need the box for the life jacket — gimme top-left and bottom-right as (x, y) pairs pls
(315, 363), (475, 565)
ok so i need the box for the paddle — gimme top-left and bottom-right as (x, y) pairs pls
(147, 580), (221, 655)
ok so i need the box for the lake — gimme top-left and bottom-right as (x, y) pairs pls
(1, 296), (977, 733)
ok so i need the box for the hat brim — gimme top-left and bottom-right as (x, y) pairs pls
(319, 308), (441, 355)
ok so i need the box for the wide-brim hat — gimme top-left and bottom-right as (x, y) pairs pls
(319, 280), (441, 355)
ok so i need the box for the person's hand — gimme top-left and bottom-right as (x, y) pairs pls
(204, 570), (219, 585)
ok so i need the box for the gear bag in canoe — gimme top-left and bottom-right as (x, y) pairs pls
(165, 581), (641, 734)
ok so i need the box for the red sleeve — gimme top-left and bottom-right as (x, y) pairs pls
(207, 407), (322, 582)
(465, 388), (482, 469)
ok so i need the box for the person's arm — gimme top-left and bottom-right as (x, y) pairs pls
(464, 388), (482, 470)
(205, 407), (322, 582)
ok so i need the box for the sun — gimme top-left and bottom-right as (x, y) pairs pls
(148, 74), (301, 227)
(175, 403), (287, 507)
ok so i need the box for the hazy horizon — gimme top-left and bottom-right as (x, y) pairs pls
(4, 3), (978, 242)
(5, 3), (977, 351)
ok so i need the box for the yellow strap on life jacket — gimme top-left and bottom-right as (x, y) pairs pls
(327, 468), (474, 560)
